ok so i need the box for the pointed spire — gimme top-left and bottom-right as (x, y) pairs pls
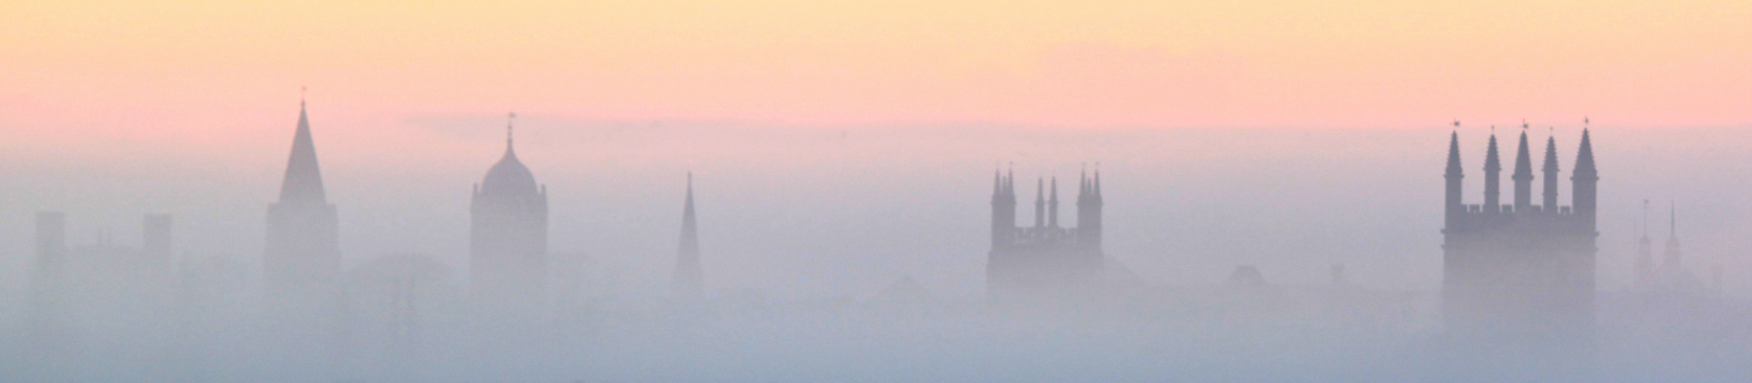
(1514, 131), (1533, 175)
(1512, 131), (1534, 211)
(277, 96), (327, 204)
(1444, 131), (1463, 177)
(1048, 176), (1059, 227)
(1574, 129), (1596, 174)
(1664, 201), (1683, 269)
(1483, 132), (1502, 212)
(675, 171), (702, 296)
(1542, 135), (1560, 172)
(1485, 132), (1502, 173)
(993, 168), (1002, 196)
(1542, 133), (1560, 212)
(1093, 166), (1102, 197)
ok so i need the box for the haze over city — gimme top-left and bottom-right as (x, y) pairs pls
(3, 1), (1752, 382)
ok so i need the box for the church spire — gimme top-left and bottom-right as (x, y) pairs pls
(1572, 128), (1599, 226)
(1444, 131), (1465, 229)
(1542, 133), (1560, 212)
(277, 95), (327, 204)
(674, 172), (702, 296)
(1664, 201), (1682, 269)
(1048, 177), (1059, 228)
(1512, 131), (1534, 212)
(1483, 131), (1502, 213)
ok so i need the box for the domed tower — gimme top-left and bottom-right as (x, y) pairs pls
(469, 114), (549, 315)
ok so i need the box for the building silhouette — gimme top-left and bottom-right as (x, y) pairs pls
(469, 116), (549, 316)
(264, 98), (342, 317)
(1441, 129), (1598, 377)
(986, 168), (1103, 302)
(673, 173), (703, 297)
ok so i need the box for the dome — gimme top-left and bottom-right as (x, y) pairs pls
(480, 143), (539, 196)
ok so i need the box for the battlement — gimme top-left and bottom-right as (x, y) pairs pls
(1449, 204), (1591, 235)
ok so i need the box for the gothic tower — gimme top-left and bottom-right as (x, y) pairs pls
(1441, 128), (1599, 379)
(264, 97), (341, 313)
(986, 166), (1103, 303)
(673, 173), (703, 297)
(469, 115), (549, 315)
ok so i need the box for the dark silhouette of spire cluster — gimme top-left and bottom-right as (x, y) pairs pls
(1440, 125), (1599, 377)
(987, 165), (1104, 302)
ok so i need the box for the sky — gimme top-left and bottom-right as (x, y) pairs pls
(3, 0), (1751, 136)
(1, 1), (1751, 299)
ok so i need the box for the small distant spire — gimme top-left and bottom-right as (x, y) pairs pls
(1669, 201), (1677, 238)
(1093, 166), (1102, 196)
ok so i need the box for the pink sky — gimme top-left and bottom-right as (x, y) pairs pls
(2, 0), (1749, 155)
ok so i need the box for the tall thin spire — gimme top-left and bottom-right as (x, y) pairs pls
(1048, 177), (1059, 228)
(1572, 129), (1599, 225)
(1483, 132), (1502, 213)
(1574, 129), (1596, 173)
(674, 172), (702, 296)
(277, 96), (327, 204)
(1542, 134), (1560, 212)
(1445, 131), (1464, 177)
(1444, 131), (1465, 229)
(1664, 201), (1682, 269)
(1512, 131), (1533, 212)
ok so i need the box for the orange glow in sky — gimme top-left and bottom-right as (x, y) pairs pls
(2, 0), (1749, 146)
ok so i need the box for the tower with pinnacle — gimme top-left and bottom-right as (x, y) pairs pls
(1440, 127), (1599, 377)
(469, 114), (550, 316)
(986, 167), (1104, 302)
(264, 96), (342, 316)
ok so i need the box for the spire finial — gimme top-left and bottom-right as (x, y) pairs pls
(300, 86), (307, 108)
(507, 112), (516, 146)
